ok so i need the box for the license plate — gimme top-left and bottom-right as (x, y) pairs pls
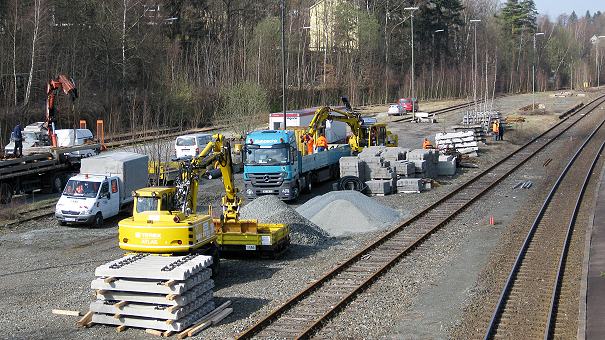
(262, 190), (273, 193)
(65, 218), (76, 222)
(245, 245), (257, 251)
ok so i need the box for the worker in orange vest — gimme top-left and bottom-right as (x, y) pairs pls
(306, 134), (314, 154)
(316, 134), (328, 152)
(422, 138), (433, 149)
(492, 120), (500, 141)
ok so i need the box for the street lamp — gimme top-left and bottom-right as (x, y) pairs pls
(597, 35), (605, 88)
(533, 32), (544, 110)
(280, 0), (287, 130)
(404, 7), (419, 120)
(470, 19), (481, 113)
(431, 29), (445, 99)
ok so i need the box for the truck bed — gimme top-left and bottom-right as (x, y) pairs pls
(301, 144), (351, 173)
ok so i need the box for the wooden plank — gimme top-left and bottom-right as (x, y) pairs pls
(76, 311), (93, 327)
(146, 329), (164, 337)
(52, 309), (81, 316)
(114, 301), (128, 309)
(176, 301), (232, 339)
(166, 294), (178, 301)
(163, 330), (174, 337)
(116, 325), (127, 333)
(104, 276), (117, 284)
(163, 279), (177, 287)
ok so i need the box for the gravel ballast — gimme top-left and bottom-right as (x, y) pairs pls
(296, 191), (402, 236)
(239, 195), (330, 246)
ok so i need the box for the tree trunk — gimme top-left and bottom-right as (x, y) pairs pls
(24, 0), (41, 105)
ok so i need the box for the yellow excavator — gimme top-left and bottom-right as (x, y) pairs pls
(118, 134), (289, 272)
(306, 97), (398, 154)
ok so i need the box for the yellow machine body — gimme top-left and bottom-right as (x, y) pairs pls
(118, 187), (216, 253)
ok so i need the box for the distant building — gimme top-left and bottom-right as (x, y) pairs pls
(309, 0), (358, 51)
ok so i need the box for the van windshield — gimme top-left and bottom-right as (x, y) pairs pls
(63, 180), (100, 198)
(176, 137), (196, 146)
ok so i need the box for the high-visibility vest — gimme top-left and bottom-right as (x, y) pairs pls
(492, 122), (499, 133)
(307, 138), (314, 154)
(316, 136), (328, 147)
(422, 139), (432, 149)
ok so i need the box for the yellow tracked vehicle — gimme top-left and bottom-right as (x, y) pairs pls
(119, 134), (289, 271)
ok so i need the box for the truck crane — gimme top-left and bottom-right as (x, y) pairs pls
(306, 97), (398, 154)
(119, 134), (289, 272)
(46, 74), (78, 147)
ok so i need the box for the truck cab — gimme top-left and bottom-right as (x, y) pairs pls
(243, 130), (301, 200)
(118, 187), (216, 254)
(55, 174), (121, 226)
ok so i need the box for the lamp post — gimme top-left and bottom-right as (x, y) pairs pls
(404, 7), (419, 120)
(597, 35), (605, 88)
(533, 32), (544, 110)
(280, 0), (287, 129)
(431, 29), (445, 99)
(470, 19), (481, 113)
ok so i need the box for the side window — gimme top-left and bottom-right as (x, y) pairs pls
(100, 182), (109, 197)
(111, 179), (118, 193)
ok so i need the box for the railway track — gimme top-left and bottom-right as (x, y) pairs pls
(236, 94), (605, 339)
(390, 96), (501, 123)
(483, 101), (605, 338)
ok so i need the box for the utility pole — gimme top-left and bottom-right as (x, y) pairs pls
(281, 0), (287, 129)
(470, 19), (481, 113)
(431, 29), (444, 99)
(597, 36), (605, 88)
(405, 7), (419, 121)
(532, 32), (544, 110)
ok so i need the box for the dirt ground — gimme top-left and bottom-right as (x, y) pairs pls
(0, 90), (594, 339)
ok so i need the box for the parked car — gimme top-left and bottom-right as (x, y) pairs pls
(175, 133), (213, 158)
(387, 104), (404, 116)
(398, 97), (419, 112)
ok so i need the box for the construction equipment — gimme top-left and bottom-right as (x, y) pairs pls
(46, 74), (78, 147)
(118, 134), (289, 265)
(307, 97), (398, 153)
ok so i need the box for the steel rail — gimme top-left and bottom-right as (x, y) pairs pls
(484, 108), (605, 340)
(236, 95), (605, 339)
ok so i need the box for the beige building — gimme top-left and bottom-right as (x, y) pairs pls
(309, 0), (358, 51)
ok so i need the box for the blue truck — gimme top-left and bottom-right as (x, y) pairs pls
(243, 129), (351, 200)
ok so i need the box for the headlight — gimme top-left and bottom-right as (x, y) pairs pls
(246, 188), (254, 195)
(281, 172), (289, 180)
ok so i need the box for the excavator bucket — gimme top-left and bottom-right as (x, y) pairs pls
(213, 218), (290, 255)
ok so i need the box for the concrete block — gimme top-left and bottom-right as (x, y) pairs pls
(90, 290), (213, 320)
(91, 300), (215, 332)
(91, 269), (212, 294)
(368, 167), (395, 180)
(438, 154), (455, 162)
(359, 146), (387, 157)
(97, 279), (214, 306)
(411, 160), (427, 173)
(396, 178), (424, 193)
(95, 254), (213, 281)
(392, 160), (415, 176)
(365, 179), (392, 195)
(339, 157), (365, 180)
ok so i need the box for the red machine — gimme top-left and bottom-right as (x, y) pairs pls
(46, 74), (78, 147)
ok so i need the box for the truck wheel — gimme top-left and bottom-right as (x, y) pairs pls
(93, 213), (104, 228)
(301, 175), (312, 194)
(51, 174), (65, 193)
(0, 183), (12, 204)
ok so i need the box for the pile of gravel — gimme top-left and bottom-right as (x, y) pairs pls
(240, 195), (330, 246)
(296, 191), (401, 236)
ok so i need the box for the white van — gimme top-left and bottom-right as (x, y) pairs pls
(175, 133), (213, 158)
(55, 129), (98, 158)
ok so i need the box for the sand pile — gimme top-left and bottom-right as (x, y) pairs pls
(240, 195), (330, 246)
(296, 191), (401, 236)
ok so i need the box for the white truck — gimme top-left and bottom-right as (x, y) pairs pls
(55, 152), (148, 227)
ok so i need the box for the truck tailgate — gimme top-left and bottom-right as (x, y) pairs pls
(301, 145), (351, 173)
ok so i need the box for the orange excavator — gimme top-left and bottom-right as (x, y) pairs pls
(46, 74), (78, 147)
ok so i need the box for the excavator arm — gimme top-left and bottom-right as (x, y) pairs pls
(180, 134), (241, 223)
(307, 105), (364, 152)
(46, 74), (78, 146)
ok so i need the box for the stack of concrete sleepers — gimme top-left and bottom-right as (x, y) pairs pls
(452, 125), (486, 143)
(462, 111), (501, 132)
(89, 253), (215, 333)
(435, 131), (479, 157)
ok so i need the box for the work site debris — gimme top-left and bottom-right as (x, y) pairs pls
(513, 180), (533, 189)
(296, 191), (401, 236)
(240, 195), (329, 246)
(88, 254), (216, 333)
(505, 115), (526, 123)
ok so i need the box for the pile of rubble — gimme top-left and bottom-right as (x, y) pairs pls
(339, 146), (457, 196)
(86, 254), (221, 336)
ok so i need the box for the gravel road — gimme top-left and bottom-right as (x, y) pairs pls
(0, 91), (594, 339)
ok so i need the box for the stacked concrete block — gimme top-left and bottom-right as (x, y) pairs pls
(339, 156), (366, 179)
(437, 154), (457, 176)
(89, 254), (216, 332)
(380, 147), (409, 164)
(365, 179), (393, 196)
(392, 160), (415, 177)
(406, 149), (438, 179)
(359, 146), (387, 157)
(397, 178), (425, 193)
